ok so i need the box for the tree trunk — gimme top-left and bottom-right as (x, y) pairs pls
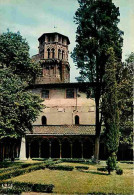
(94, 94), (101, 163)
(94, 135), (100, 163)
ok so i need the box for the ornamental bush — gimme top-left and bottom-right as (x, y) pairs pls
(0, 181), (54, 193)
(106, 154), (117, 174)
(116, 168), (123, 175)
(75, 166), (89, 170)
(97, 167), (107, 172)
(48, 165), (74, 171)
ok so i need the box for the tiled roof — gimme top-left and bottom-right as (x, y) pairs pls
(27, 125), (95, 136)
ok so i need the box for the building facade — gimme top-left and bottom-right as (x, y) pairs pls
(18, 32), (96, 160)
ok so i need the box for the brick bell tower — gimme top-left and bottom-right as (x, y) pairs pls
(32, 32), (70, 84)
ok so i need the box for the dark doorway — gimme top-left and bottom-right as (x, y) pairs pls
(83, 140), (93, 159)
(42, 116), (47, 125)
(51, 139), (60, 158)
(41, 140), (49, 158)
(31, 140), (39, 158)
(73, 140), (81, 158)
(75, 115), (79, 125)
(62, 139), (71, 158)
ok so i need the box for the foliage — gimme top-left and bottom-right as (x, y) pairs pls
(97, 167), (107, 172)
(72, 0), (123, 161)
(0, 31), (43, 142)
(0, 181), (54, 193)
(101, 48), (119, 174)
(0, 163), (46, 180)
(48, 165), (74, 171)
(75, 166), (89, 170)
(0, 69), (43, 138)
(0, 30), (41, 83)
(116, 168), (123, 175)
(118, 53), (133, 146)
(106, 153), (117, 175)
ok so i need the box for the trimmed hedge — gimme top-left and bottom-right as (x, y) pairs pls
(45, 159), (62, 168)
(0, 163), (46, 180)
(75, 166), (89, 170)
(116, 168), (123, 175)
(61, 158), (93, 165)
(0, 162), (42, 174)
(48, 165), (74, 171)
(61, 158), (86, 163)
(0, 181), (54, 193)
(97, 167), (107, 172)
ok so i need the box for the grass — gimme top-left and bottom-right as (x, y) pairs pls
(3, 160), (133, 194)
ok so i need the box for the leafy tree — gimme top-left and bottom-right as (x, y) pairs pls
(0, 31), (43, 160)
(118, 53), (133, 147)
(72, 0), (123, 161)
(101, 48), (119, 174)
(0, 30), (41, 83)
(0, 69), (43, 138)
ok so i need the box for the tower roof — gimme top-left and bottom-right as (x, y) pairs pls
(38, 32), (70, 44)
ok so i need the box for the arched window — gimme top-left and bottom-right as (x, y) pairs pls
(62, 50), (64, 59)
(52, 48), (55, 58)
(58, 49), (61, 59)
(47, 48), (50, 59)
(75, 115), (79, 125)
(42, 116), (47, 125)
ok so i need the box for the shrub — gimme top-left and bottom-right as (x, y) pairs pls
(61, 158), (94, 165)
(61, 158), (85, 163)
(48, 165), (74, 171)
(106, 154), (117, 174)
(0, 181), (54, 193)
(97, 167), (107, 172)
(0, 163), (46, 180)
(75, 166), (89, 170)
(116, 168), (123, 175)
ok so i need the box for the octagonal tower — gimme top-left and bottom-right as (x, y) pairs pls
(32, 32), (70, 84)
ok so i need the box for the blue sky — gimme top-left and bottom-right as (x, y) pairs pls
(0, 0), (133, 82)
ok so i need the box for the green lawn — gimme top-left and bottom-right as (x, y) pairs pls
(4, 160), (133, 194)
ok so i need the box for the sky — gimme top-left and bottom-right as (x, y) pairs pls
(0, 0), (133, 82)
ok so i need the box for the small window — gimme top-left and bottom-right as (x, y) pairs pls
(42, 90), (49, 99)
(47, 48), (50, 59)
(52, 48), (55, 58)
(58, 49), (61, 59)
(66, 88), (74, 98)
(75, 115), (79, 125)
(62, 51), (64, 59)
(42, 116), (47, 125)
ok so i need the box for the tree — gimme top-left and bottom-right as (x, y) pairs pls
(0, 69), (43, 138)
(118, 53), (133, 147)
(72, 0), (123, 161)
(0, 30), (41, 83)
(101, 48), (119, 174)
(0, 31), (43, 160)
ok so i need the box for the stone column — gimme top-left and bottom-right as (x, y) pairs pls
(49, 141), (51, 159)
(19, 136), (27, 160)
(39, 142), (42, 158)
(81, 142), (84, 159)
(16, 146), (19, 158)
(28, 142), (31, 159)
(59, 142), (62, 159)
(70, 143), (73, 159)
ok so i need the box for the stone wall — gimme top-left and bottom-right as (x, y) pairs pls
(32, 87), (95, 125)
